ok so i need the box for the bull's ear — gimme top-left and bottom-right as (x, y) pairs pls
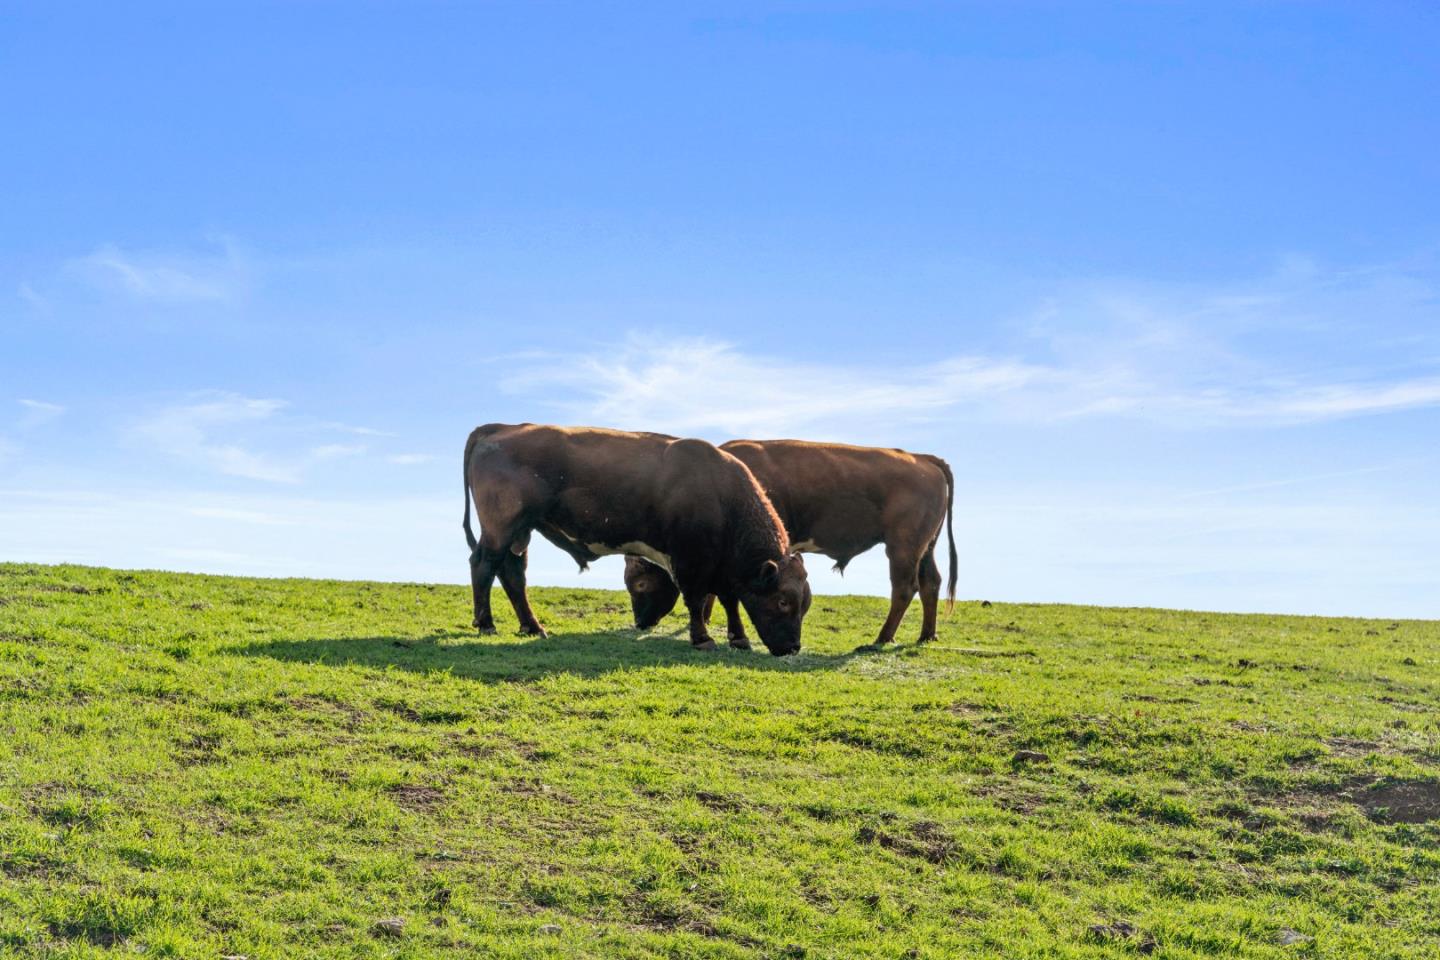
(754, 559), (780, 591)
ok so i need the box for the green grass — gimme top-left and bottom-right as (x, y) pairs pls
(2, 561), (1438, 958)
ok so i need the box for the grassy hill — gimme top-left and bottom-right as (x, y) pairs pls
(1, 562), (1438, 958)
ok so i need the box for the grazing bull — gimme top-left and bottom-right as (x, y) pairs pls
(626, 440), (956, 647)
(462, 423), (810, 655)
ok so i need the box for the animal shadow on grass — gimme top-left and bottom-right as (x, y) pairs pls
(236, 628), (858, 684)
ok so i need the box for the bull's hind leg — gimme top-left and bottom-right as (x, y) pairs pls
(498, 547), (547, 638)
(470, 543), (503, 634)
(871, 545), (922, 647)
(916, 542), (942, 643)
(467, 479), (530, 636)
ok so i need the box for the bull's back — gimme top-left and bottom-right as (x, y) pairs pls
(472, 424), (671, 486)
(723, 439), (937, 505)
(720, 439), (947, 549)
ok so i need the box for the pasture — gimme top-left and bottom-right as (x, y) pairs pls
(2, 561), (1438, 958)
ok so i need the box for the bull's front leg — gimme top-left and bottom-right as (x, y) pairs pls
(718, 595), (751, 650)
(682, 587), (717, 651)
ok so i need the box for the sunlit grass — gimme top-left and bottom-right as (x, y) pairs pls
(1, 562), (1438, 957)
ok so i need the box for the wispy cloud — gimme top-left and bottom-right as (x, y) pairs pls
(317, 421), (396, 438)
(131, 392), (300, 483)
(504, 336), (1440, 437)
(311, 443), (367, 460)
(67, 239), (249, 303)
(505, 336), (1048, 437)
(388, 453), (436, 465)
(1263, 378), (1440, 420)
(502, 261), (1440, 437)
(128, 393), (397, 483)
(17, 399), (65, 428)
(17, 282), (49, 311)
(1175, 463), (1410, 500)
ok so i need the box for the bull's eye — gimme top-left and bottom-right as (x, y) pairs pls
(778, 598), (791, 612)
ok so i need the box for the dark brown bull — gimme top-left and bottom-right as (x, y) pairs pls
(626, 439), (955, 647)
(463, 423), (810, 655)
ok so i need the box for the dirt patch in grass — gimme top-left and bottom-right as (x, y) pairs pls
(1, 851), (60, 880)
(36, 583), (107, 595)
(694, 790), (746, 812)
(1264, 774), (1440, 826)
(976, 783), (1049, 816)
(177, 732), (225, 766)
(501, 777), (576, 804)
(48, 922), (125, 948)
(1377, 696), (1431, 713)
(447, 731), (546, 761)
(1357, 780), (1440, 824)
(856, 818), (955, 864)
(1323, 737), (1380, 758)
(389, 783), (446, 813)
(824, 729), (926, 758)
(375, 697), (467, 725)
(286, 694), (367, 729)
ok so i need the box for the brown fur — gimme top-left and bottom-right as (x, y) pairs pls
(626, 439), (955, 646)
(463, 423), (809, 655)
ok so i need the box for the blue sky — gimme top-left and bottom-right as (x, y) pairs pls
(2, 1), (1437, 618)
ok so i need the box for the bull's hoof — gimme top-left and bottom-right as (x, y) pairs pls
(518, 624), (548, 638)
(475, 623), (497, 636)
(916, 633), (937, 644)
(728, 635), (752, 651)
(691, 638), (718, 652)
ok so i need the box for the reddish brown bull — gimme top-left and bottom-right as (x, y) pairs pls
(626, 439), (955, 647)
(463, 423), (810, 655)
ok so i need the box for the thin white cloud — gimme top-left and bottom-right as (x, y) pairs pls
(68, 240), (248, 303)
(131, 392), (299, 483)
(311, 443), (367, 460)
(1265, 378), (1440, 420)
(17, 399), (65, 428)
(503, 336), (1440, 438)
(316, 420), (396, 437)
(505, 336), (1049, 438)
(129, 393), (391, 483)
(17, 282), (49, 311)
(503, 258), (1440, 437)
(1176, 463), (1408, 500)
(388, 453), (436, 465)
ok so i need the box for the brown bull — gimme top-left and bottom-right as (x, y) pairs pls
(625, 439), (955, 647)
(463, 423), (810, 655)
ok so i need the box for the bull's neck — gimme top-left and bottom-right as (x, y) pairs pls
(726, 508), (788, 587)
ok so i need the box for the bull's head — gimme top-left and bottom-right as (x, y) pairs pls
(623, 556), (680, 629)
(739, 553), (810, 656)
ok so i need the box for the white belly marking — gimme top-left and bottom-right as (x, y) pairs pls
(587, 540), (674, 575)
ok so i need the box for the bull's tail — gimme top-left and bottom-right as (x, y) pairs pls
(462, 428), (482, 552)
(928, 455), (958, 612)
